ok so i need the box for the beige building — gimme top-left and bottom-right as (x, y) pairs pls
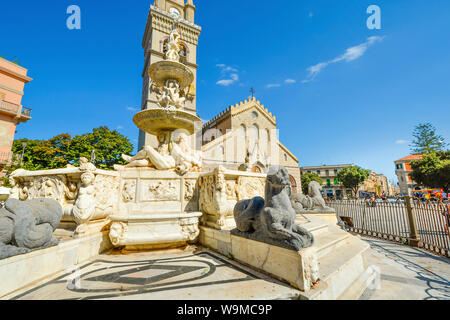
(301, 164), (395, 199)
(139, 0), (201, 149)
(361, 171), (394, 197)
(202, 98), (302, 194)
(394, 155), (423, 195)
(0, 57), (32, 176)
(301, 164), (354, 199)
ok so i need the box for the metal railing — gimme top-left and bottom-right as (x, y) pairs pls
(0, 101), (32, 118)
(21, 106), (32, 117)
(328, 197), (450, 257)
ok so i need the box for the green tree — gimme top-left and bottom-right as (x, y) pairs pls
(67, 126), (133, 169)
(410, 123), (447, 154)
(11, 138), (45, 170)
(336, 166), (370, 198)
(7, 127), (133, 172)
(410, 151), (450, 193)
(300, 172), (323, 195)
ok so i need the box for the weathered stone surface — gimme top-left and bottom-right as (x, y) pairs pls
(291, 181), (336, 214)
(232, 166), (314, 251)
(0, 198), (63, 259)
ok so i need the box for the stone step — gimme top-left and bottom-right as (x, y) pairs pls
(313, 230), (351, 259)
(298, 216), (329, 236)
(300, 236), (370, 300)
(338, 262), (378, 300)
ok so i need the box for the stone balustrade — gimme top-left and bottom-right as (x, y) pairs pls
(8, 166), (120, 235)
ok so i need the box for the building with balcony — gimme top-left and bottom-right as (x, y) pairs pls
(394, 154), (423, 195)
(0, 57), (33, 175)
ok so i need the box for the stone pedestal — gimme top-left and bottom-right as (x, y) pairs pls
(199, 226), (319, 292)
(198, 167), (266, 230)
(301, 212), (339, 225)
(109, 168), (202, 250)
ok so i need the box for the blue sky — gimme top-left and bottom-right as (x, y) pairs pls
(1, 0), (449, 183)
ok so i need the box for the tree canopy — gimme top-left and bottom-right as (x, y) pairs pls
(410, 151), (450, 193)
(410, 123), (447, 154)
(300, 172), (323, 195)
(9, 126), (133, 171)
(336, 166), (370, 198)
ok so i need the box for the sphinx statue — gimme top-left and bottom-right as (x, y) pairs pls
(232, 166), (314, 251)
(0, 198), (63, 259)
(291, 181), (335, 213)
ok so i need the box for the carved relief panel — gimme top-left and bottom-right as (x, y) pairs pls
(141, 180), (180, 201)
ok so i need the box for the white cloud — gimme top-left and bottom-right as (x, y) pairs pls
(216, 64), (240, 86)
(309, 12), (314, 18)
(117, 125), (124, 130)
(126, 106), (138, 112)
(217, 79), (235, 86)
(266, 83), (281, 88)
(284, 79), (296, 84)
(303, 36), (385, 83)
(396, 140), (409, 145)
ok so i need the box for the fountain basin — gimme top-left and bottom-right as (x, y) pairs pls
(133, 108), (202, 137)
(148, 60), (194, 89)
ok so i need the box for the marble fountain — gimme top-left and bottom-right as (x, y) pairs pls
(0, 21), (376, 300)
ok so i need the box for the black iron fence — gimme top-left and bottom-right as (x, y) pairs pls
(328, 197), (450, 258)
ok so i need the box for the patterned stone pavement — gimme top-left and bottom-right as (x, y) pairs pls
(5, 247), (300, 300)
(4, 238), (449, 300)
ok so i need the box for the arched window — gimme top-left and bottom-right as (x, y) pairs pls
(179, 43), (187, 63)
(289, 175), (298, 194)
(238, 125), (246, 140)
(261, 128), (268, 154)
(249, 124), (259, 148)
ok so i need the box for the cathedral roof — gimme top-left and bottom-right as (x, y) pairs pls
(203, 97), (277, 129)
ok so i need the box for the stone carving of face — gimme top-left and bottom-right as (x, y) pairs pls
(81, 173), (94, 187)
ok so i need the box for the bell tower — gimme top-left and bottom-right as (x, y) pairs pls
(139, 0), (201, 149)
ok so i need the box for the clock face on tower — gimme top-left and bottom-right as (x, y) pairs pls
(169, 7), (181, 18)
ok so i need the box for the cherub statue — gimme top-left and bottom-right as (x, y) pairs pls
(157, 80), (186, 110)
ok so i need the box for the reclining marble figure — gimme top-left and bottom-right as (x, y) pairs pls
(119, 132), (202, 174)
(0, 198), (63, 259)
(232, 166), (314, 251)
(291, 181), (336, 213)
